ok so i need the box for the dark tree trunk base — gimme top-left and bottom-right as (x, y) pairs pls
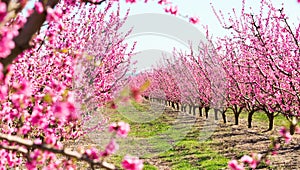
(248, 111), (255, 128)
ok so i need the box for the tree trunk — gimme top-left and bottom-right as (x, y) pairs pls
(232, 105), (243, 125)
(289, 117), (298, 135)
(234, 113), (239, 125)
(199, 107), (203, 117)
(205, 107), (209, 119)
(247, 110), (255, 128)
(267, 112), (274, 131)
(176, 103), (179, 110)
(171, 102), (175, 109)
(189, 105), (192, 114)
(193, 106), (196, 116)
(221, 110), (226, 123)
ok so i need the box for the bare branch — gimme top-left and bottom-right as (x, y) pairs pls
(81, 0), (107, 5)
(0, 133), (116, 170)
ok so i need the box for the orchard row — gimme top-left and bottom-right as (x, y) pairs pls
(130, 0), (300, 134)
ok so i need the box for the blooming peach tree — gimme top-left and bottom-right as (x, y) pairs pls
(0, 0), (198, 168)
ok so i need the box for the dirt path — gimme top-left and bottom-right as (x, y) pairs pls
(140, 103), (300, 169)
(210, 116), (300, 169)
(67, 101), (300, 169)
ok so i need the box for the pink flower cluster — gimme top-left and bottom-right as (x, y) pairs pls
(46, 7), (63, 22)
(130, 87), (143, 103)
(189, 16), (199, 24)
(164, 5), (178, 15)
(125, 0), (136, 3)
(228, 153), (262, 170)
(34, 2), (44, 14)
(0, 2), (6, 22)
(278, 127), (292, 143)
(109, 121), (130, 137)
(85, 148), (100, 160)
(0, 28), (16, 58)
(122, 155), (144, 170)
(100, 139), (119, 156)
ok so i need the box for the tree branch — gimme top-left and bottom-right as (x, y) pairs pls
(81, 0), (107, 5)
(0, 133), (116, 170)
(0, 0), (60, 72)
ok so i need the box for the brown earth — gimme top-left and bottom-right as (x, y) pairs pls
(66, 102), (300, 170)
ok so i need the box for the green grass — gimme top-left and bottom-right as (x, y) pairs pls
(106, 102), (299, 169)
(110, 103), (174, 138)
(107, 101), (229, 169)
(157, 139), (229, 170)
(143, 164), (158, 170)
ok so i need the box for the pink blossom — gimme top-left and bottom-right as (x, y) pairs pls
(240, 155), (253, 164)
(122, 155), (143, 170)
(25, 161), (37, 170)
(14, 80), (32, 96)
(130, 87), (142, 102)
(164, 5), (178, 15)
(284, 133), (292, 143)
(0, 28), (16, 58)
(0, 85), (8, 100)
(31, 110), (43, 125)
(109, 122), (130, 137)
(0, 2), (6, 22)
(52, 101), (77, 121)
(158, 0), (170, 5)
(46, 7), (63, 22)
(34, 139), (42, 145)
(30, 149), (41, 160)
(228, 160), (244, 170)
(189, 16), (199, 24)
(246, 153), (262, 169)
(34, 2), (44, 14)
(19, 124), (31, 135)
(85, 148), (99, 160)
(45, 135), (57, 145)
(125, 0), (136, 3)
(295, 127), (300, 134)
(101, 139), (119, 156)
(279, 127), (292, 143)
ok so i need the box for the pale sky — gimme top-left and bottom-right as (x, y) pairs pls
(116, 0), (300, 73)
(24, 0), (300, 72)
(117, 0), (300, 38)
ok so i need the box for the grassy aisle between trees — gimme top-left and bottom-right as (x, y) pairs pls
(107, 101), (229, 170)
(71, 100), (300, 169)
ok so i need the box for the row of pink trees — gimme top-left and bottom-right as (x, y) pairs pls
(128, 1), (300, 169)
(132, 0), (299, 133)
(0, 0), (203, 168)
(0, 0), (146, 169)
(215, 0), (300, 132)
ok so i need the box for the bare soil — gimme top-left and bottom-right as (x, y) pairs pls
(66, 102), (300, 170)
